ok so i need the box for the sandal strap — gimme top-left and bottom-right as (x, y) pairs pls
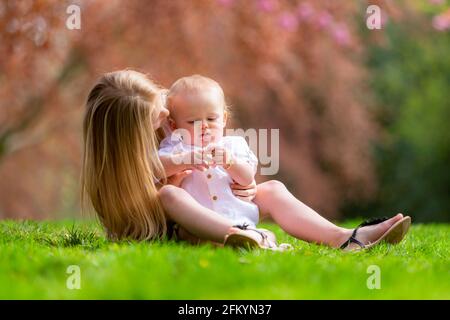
(340, 228), (365, 250)
(339, 217), (389, 250)
(233, 223), (274, 248)
(233, 223), (267, 240)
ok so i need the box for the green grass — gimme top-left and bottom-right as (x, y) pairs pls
(0, 220), (448, 299)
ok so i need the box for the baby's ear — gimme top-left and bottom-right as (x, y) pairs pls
(223, 111), (228, 126)
(168, 117), (177, 130)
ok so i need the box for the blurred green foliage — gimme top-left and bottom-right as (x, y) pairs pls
(361, 23), (450, 222)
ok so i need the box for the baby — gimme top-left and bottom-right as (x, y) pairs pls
(158, 75), (260, 228)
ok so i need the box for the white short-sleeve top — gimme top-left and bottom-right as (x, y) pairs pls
(158, 135), (260, 227)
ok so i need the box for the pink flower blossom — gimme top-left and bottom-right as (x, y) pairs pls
(432, 13), (450, 31)
(217, 0), (235, 7)
(317, 11), (333, 29)
(279, 12), (299, 32)
(257, 0), (277, 12)
(331, 24), (351, 46)
(429, 0), (444, 5)
(297, 2), (314, 21)
(380, 10), (389, 28)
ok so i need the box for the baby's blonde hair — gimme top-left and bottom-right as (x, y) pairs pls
(81, 70), (167, 241)
(167, 75), (230, 114)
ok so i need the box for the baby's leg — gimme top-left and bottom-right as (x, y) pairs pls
(254, 180), (403, 248)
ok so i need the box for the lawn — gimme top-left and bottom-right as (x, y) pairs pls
(0, 219), (448, 299)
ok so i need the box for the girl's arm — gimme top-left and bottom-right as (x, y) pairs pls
(159, 150), (209, 178)
(230, 180), (257, 202)
(159, 153), (190, 178)
(165, 169), (193, 187)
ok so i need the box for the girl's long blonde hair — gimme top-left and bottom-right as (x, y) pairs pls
(81, 70), (167, 241)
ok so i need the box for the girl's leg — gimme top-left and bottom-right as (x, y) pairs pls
(176, 226), (224, 247)
(159, 185), (234, 243)
(160, 185), (278, 247)
(254, 180), (404, 248)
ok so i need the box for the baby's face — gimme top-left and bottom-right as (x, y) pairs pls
(169, 90), (227, 147)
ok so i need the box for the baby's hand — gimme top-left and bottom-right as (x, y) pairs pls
(206, 144), (233, 168)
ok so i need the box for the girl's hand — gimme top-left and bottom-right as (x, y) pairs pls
(230, 179), (257, 202)
(166, 170), (193, 187)
(178, 149), (210, 172)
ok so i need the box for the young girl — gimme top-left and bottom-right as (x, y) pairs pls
(81, 69), (411, 251)
(81, 70), (255, 242)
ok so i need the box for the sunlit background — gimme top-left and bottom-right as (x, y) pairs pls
(0, 0), (449, 222)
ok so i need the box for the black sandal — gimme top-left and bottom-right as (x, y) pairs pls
(340, 216), (411, 251)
